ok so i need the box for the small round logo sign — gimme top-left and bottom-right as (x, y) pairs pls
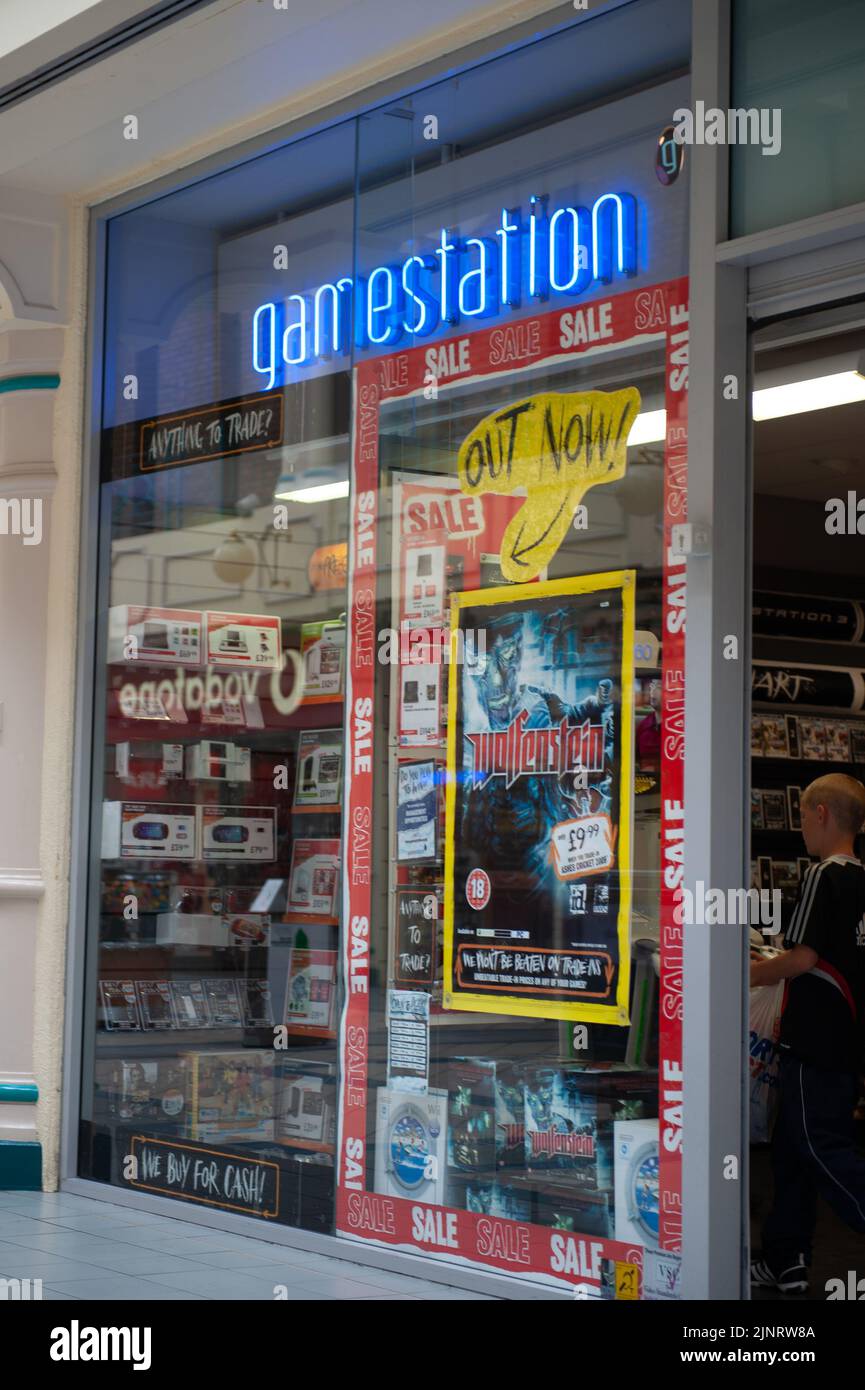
(655, 124), (684, 185)
(465, 868), (491, 910)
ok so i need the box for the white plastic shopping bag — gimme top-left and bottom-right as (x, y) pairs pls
(749, 980), (785, 1144)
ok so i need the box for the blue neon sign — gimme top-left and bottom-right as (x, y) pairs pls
(252, 190), (638, 386)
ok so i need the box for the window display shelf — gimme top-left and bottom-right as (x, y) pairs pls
(281, 915), (339, 928)
(429, 1011), (520, 1026)
(95, 1029), (262, 1050)
(268, 1136), (335, 1155)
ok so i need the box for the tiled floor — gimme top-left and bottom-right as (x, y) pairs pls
(0, 1190), (498, 1300)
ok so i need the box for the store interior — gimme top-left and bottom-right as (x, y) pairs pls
(749, 312), (865, 1298)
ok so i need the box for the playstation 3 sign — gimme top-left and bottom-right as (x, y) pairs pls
(252, 191), (639, 385)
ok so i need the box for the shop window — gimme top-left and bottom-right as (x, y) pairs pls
(749, 315), (865, 1298)
(81, 2), (690, 1292)
(336, 53), (690, 1295)
(81, 121), (357, 1234)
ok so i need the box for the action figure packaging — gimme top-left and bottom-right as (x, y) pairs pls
(523, 1066), (654, 1189)
(93, 1058), (188, 1125)
(184, 1050), (275, 1143)
(444, 1058), (525, 1176)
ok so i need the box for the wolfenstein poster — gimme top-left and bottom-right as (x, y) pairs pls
(444, 571), (635, 1024)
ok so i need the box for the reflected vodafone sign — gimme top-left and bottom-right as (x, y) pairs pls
(116, 651), (305, 723)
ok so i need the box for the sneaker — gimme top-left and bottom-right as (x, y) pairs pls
(750, 1253), (809, 1294)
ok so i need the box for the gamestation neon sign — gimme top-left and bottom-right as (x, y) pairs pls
(252, 191), (638, 384)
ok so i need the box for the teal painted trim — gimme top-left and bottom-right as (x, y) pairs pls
(0, 1142), (41, 1190)
(0, 374), (60, 394)
(0, 1082), (38, 1104)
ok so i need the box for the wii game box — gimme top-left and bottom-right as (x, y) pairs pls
(374, 1087), (448, 1205)
(613, 1118), (660, 1251)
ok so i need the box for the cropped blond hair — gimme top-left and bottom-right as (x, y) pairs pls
(801, 774), (865, 836)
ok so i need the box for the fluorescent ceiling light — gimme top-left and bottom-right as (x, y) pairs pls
(271, 370), (865, 500)
(628, 409), (666, 446)
(274, 478), (350, 504)
(752, 370), (865, 421)
(624, 368), (865, 448)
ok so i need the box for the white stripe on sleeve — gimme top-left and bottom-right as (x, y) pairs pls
(787, 862), (826, 945)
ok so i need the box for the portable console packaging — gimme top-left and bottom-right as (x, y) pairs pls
(108, 605), (202, 666)
(287, 838), (340, 916)
(155, 912), (269, 947)
(204, 611), (282, 671)
(300, 620), (346, 700)
(293, 728), (343, 807)
(115, 742), (184, 783)
(185, 740), (251, 782)
(276, 1070), (336, 1146)
(101, 802), (197, 859)
(199, 806), (276, 861)
(185, 1050), (275, 1143)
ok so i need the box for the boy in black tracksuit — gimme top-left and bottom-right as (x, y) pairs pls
(751, 773), (865, 1294)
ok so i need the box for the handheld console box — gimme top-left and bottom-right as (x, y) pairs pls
(199, 806), (276, 861)
(185, 740), (251, 782)
(101, 802), (197, 859)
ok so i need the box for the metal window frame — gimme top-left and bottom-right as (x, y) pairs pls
(680, 0), (751, 1301)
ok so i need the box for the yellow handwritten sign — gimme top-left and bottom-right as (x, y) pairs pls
(615, 1261), (640, 1300)
(458, 387), (641, 581)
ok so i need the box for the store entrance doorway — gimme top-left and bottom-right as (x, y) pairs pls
(749, 304), (865, 1300)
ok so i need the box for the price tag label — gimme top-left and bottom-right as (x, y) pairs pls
(550, 814), (615, 879)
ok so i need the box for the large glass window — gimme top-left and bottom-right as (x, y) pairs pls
(80, 0), (690, 1291)
(731, 0), (865, 237)
(81, 121), (357, 1233)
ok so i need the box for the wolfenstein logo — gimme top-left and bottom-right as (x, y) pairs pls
(465, 709), (604, 791)
(530, 1130), (596, 1158)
